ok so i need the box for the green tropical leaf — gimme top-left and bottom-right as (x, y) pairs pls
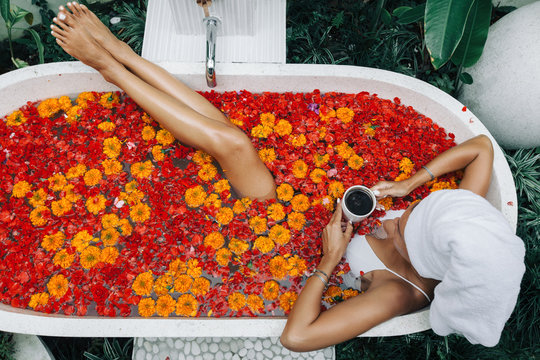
(24, 11), (33, 25)
(459, 72), (473, 84)
(25, 28), (44, 64)
(11, 57), (29, 68)
(0, 0), (9, 23)
(425, 0), (475, 69)
(396, 3), (425, 25)
(451, 0), (492, 67)
(392, 6), (411, 18)
(10, 6), (32, 26)
(380, 8), (391, 25)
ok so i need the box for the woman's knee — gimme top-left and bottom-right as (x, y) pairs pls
(209, 127), (254, 161)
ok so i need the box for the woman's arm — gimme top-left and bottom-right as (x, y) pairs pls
(280, 205), (412, 352)
(372, 134), (494, 198)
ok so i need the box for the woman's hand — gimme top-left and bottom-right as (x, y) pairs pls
(321, 201), (353, 265)
(371, 180), (411, 199)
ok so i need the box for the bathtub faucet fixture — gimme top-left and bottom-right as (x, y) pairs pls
(198, 0), (220, 88)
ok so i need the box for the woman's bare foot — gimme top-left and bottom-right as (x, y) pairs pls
(56, 2), (134, 64)
(50, 8), (123, 82)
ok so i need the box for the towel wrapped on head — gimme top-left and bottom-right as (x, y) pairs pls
(404, 189), (525, 347)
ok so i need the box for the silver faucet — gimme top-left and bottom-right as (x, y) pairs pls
(203, 16), (221, 88)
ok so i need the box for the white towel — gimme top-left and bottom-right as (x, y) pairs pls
(404, 189), (525, 347)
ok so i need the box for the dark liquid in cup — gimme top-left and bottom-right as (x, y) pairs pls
(345, 190), (373, 216)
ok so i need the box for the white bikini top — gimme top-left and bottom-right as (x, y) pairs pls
(345, 210), (431, 302)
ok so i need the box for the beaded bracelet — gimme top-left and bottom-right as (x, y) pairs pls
(314, 268), (329, 280)
(310, 272), (328, 287)
(422, 165), (435, 181)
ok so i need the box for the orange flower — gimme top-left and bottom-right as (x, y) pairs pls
(192, 150), (213, 165)
(76, 91), (96, 108)
(324, 285), (342, 303)
(343, 289), (360, 300)
(291, 160), (308, 179)
(80, 246), (101, 269)
(233, 197), (251, 214)
(101, 228), (120, 246)
(152, 145), (165, 162)
(156, 294), (176, 317)
(191, 277), (210, 296)
(269, 255), (289, 279)
(204, 232), (225, 250)
(103, 137), (122, 158)
(71, 230), (94, 252)
(251, 124), (273, 138)
(141, 125), (156, 141)
(309, 168), (326, 184)
(41, 231), (65, 252)
(51, 197), (72, 217)
(336, 107), (354, 123)
(102, 159), (122, 175)
(99, 92), (119, 109)
(430, 178), (458, 192)
(289, 134), (306, 147)
(198, 163), (217, 181)
(254, 236), (275, 254)
(319, 105), (336, 122)
(348, 155), (364, 170)
(53, 249), (75, 269)
(28, 292), (49, 309)
(47, 274), (69, 298)
(287, 255), (307, 277)
(84, 169), (102, 186)
(279, 291), (298, 312)
(258, 148), (276, 163)
(66, 105), (82, 124)
(260, 112), (276, 127)
(66, 163), (87, 179)
(97, 121), (116, 132)
(268, 225), (291, 246)
(378, 197), (393, 210)
(176, 294), (198, 317)
(214, 179), (231, 193)
(287, 211), (306, 231)
(132, 271), (154, 296)
(100, 246), (119, 264)
(168, 259), (187, 277)
(29, 188), (47, 207)
(228, 292), (246, 311)
(48, 173), (67, 192)
(131, 161), (153, 179)
(12, 180), (31, 198)
(130, 203), (151, 222)
(37, 98), (61, 118)
(267, 203), (285, 221)
(249, 216), (267, 234)
(328, 181), (345, 198)
(228, 238), (249, 255)
(313, 153), (329, 167)
(274, 119), (292, 136)
(276, 183), (294, 202)
(216, 207), (234, 225)
(29, 206), (50, 227)
(204, 193), (221, 208)
(215, 248), (232, 266)
(174, 274), (193, 293)
(118, 218), (133, 236)
(335, 142), (354, 160)
(156, 129), (175, 146)
(247, 294), (264, 314)
(138, 297), (156, 317)
(153, 274), (173, 296)
(5, 110), (27, 126)
(86, 194), (107, 215)
(291, 194), (310, 212)
(262, 280), (280, 300)
(101, 213), (120, 229)
(185, 185), (207, 208)
(63, 184), (81, 203)
(399, 157), (414, 175)
(186, 259), (202, 278)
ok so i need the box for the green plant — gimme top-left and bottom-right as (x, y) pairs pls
(0, 0), (44, 68)
(110, 0), (147, 55)
(83, 338), (133, 360)
(0, 332), (15, 360)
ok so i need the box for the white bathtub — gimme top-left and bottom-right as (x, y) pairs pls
(0, 62), (517, 337)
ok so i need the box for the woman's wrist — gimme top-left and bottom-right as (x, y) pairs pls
(318, 255), (340, 274)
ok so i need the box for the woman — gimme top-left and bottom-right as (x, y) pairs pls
(50, 2), (276, 201)
(51, 3), (524, 350)
(280, 135), (526, 350)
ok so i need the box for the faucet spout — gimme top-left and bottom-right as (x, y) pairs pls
(203, 16), (220, 88)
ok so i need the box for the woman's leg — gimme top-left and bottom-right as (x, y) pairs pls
(51, 10), (276, 200)
(54, 1), (228, 125)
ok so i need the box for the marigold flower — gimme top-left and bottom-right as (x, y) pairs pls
(394, 172), (410, 182)
(118, 218), (133, 236)
(30, 206), (50, 227)
(430, 179), (458, 192)
(260, 112), (276, 127)
(65, 105), (82, 124)
(174, 274), (193, 293)
(269, 224), (291, 246)
(84, 169), (102, 187)
(198, 163), (217, 182)
(76, 91), (96, 108)
(274, 119), (292, 136)
(97, 121), (116, 132)
(168, 259), (187, 277)
(28, 292), (49, 309)
(258, 148), (276, 163)
(191, 277), (210, 296)
(287, 211), (306, 231)
(254, 236), (275, 254)
(176, 294), (198, 317)
(151, 274), (172, 296)
(156, 129), (175, 146)
(335, 142), (354, 160)
(319, 105), (336, 122)
(37, 98), (61, 118)
(53, 249), (75, 269)
(131, 161), (153, 179)
(192, 150), (213, 165)
(66, 163), (87, 179)
(247, 294), (264, 314)
(100, 246), (119, 264)
(348, 154), (364, 170)
(101, 228), (120, 246)
(102, 159), (122, 175)
(228, 238), (249, 255)
(328, 181), (345, 199)
(291, 194), (310, 212)
(63, 184), (81, 203)
(101, 213), (119, 229)
(228, 292), (246, 311)
(363, 122), (376, 137)
(138, 297), (156, 317)
(99, 92), (119, 109)
(214, 179), (231, 193)
(185, 185), (207, 208)
(204, 193), (221, 208)
(6, 110), (27, 126)
(378, 197), (393, 211)
(130, 203), (151, 222)
(269, 255), (289, 280)
(103, 137), (122, 158)
(276, 183), (294, 202)
(152, 145), (165, 162)
(48, 173), (67, 192)
(51, 197), (72, 217)
(289, 134), (306, 147)
(399, 157), (414, 175)
(186, 259), (203, 278)
(71, 230), (94, 252)
(324, 285), (342, 303)
(318, 126), (327, 139)
(86, 194), (107, 215)
(336, 107), (354, 123)
(287, 255), (307, 277)
(156, 294), (176, 317)
(292, 159), (308, 179)
(251, 124), (273, 138)
(141, 112), (152, 123)
(309, 168), (326, 184)
(29, 188), (47, 207)
(12, 180), (31, 198)
(216, 248), (232, 266)
(343, 289), (360, 300)
(313, 195), (335, 211)
(313, 153), (329, 167)
(279, 291), (298, 312)
(80, 246), (101, 269)
(262, 280), (280, 300)
(232, 197), (251, 214)
(204, 232), (225, 250)
(249, 216), (267, 235)
(230, 117), (243, 126)
(267, 203), (285, 221)
(58, 95), (72, 112)
(47, 274), (69, 299)
(132, 271), (154, 296)
(42, 231), (65, 252)
(216, 207), (234, 226)
(141, 125), (156, 141)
